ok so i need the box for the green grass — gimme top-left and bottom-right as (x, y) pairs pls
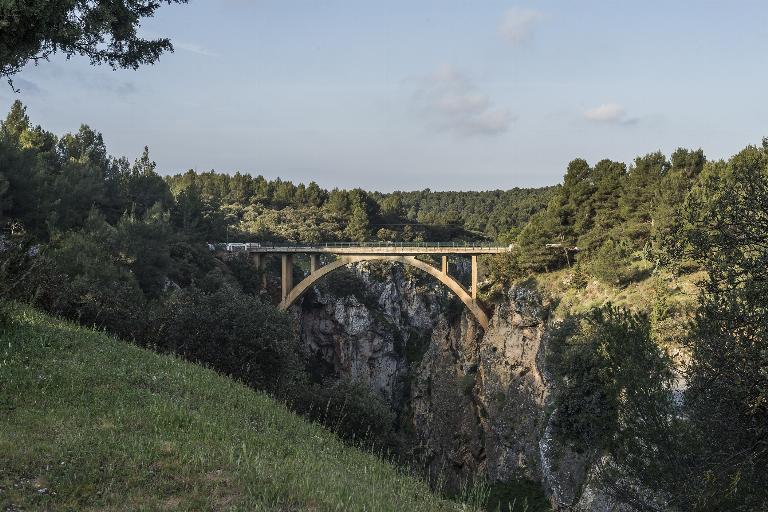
(0, 305), (477, 511)
(519, 268), (701, 320)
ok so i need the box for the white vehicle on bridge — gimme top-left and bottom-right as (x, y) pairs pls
(226, 242), (262, 252)
(226, 243), (248, 252)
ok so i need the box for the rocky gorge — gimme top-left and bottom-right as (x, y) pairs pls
(290, 261), (621, 511)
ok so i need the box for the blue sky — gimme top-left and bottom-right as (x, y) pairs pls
(3, 1), (768, 191)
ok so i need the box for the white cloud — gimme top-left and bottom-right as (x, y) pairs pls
(583, 103), (634, 124)
(499, 7), (544, 45)
(434, 93), (489, 115)
(412, 65), (514, 137)
(430, 64), (467, 85)
(174, 42), (219, 58)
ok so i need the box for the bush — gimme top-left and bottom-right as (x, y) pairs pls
(546, 305), (681, 506)
(485, 479), (552, 512)
(44, 226), (149, 340)
(483, 250), (525, 299)
(0, 299), (11, 333)
(587, 239), (636, 286)
(224, 252), (264, 295)
(570, 262), (589, 290)
(0, 234), (49, 302)
(546, 305), (673, 454)
(150, 285), (303, 392)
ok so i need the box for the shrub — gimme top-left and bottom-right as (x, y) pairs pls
(484, 250), (525, 299)
(587, 239), (636, 286)
(0, 299), (11, 333)
(546, 305), (681, 506)
(570, 262), (588, 290)
(224, 252), (264, 295)
(546, 305), (673, 454)
(150, 285), (302, 392)
(485, 479), (552, 512)
(44, 226), (149, 340)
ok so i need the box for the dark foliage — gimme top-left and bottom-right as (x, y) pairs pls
(516, 150), (705, 283)
(1, 0), (187, 87)
(546, 305), (674, 461)
(150, 285), (302, 393)
(675, 141), (768, 511)
(371, 187), (555, 239)
(485, 479), (552, 512)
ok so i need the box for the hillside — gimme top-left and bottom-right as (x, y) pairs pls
(0, 305), (477, 511)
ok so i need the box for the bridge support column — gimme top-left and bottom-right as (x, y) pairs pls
(253, 253), (267, 289)
(471, 255), (478, 299)
(310, 254), (321, 274)
(281, 254), (293, 301)
(441, 255), (448, 275)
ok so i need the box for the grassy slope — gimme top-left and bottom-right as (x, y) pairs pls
(0, 305), (474, 511)
(519, 267), (702, 357)
(527, 268), (701, 317)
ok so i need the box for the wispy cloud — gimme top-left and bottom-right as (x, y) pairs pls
(412, 65), (514, 137)
(583, 103), (638, 125)
(36, 63), (138, 96)
(499, 7), (544, 45)
(174, 41), (220, 58)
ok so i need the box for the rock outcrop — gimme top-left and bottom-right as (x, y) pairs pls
(292, 261), (624, 510)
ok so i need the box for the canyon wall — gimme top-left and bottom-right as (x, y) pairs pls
(292, 261), (623, 511)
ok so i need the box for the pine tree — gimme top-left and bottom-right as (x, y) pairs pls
(345, 203), (370, 242)
(618, 152), (670, 248)
(0, 100), (30, 144)
(680, 140), (768, 509)
(651, 148), (705, 268)
(577, 159), (626, 254)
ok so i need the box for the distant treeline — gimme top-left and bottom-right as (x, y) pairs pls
(371, 188), (556, 238)
(164, 170), (554, 242)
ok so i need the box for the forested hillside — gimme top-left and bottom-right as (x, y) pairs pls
(1, 99), (767, 510)
(511, 152), (703, 276)
(163, 171), (553, 243)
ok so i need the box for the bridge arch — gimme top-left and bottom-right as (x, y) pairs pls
(278, 255), (490, 329)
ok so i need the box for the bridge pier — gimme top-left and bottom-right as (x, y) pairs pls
(471, 255), (478, 299)
(310, 254), (321, 274)
(252, 253), (267, 289)
(281, 254), (293, 301)
(441, 255), (448, 275)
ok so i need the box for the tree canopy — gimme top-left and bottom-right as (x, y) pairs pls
(1, 0), (186, 87)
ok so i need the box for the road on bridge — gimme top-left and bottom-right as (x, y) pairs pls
(221, 241), (513, 255)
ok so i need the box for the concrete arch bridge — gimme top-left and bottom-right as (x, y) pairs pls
(223, 242), (513, 330)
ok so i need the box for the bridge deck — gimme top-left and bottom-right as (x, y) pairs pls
(224, 242), (512, 255)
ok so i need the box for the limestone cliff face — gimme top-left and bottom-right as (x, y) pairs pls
(294, 262), (444, 405)
(292, 262), (617, 511)
(408, 285), (549, 489)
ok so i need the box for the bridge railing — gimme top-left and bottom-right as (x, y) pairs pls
(217, 241), (512, 252)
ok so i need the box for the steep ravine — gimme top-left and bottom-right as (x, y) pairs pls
(291, 262), (618, 511)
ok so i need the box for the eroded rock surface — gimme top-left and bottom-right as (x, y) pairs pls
(292, 262), (626, 510)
